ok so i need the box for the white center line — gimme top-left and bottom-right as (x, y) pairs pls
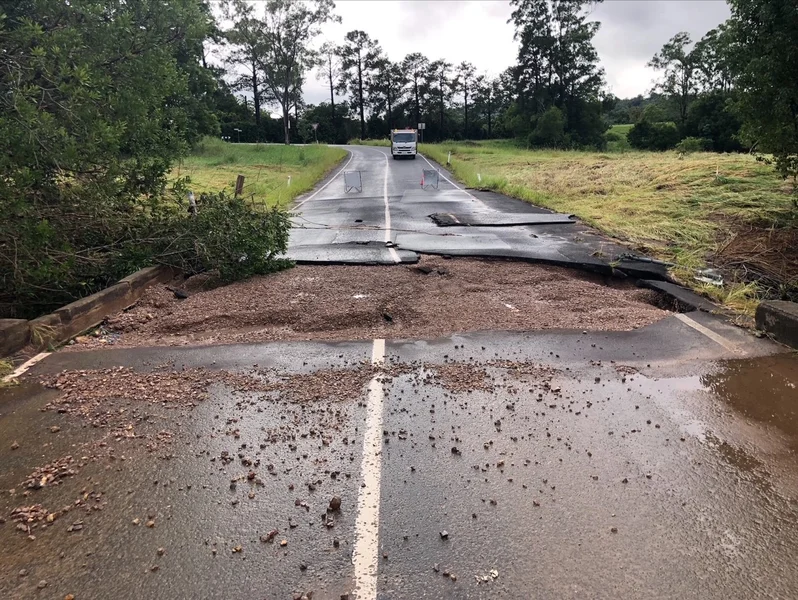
(352, 338), (387, 599)
(382, 152), (401, 263)
(674, 313), (747, 356)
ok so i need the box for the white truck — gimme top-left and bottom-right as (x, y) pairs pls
(390, 129), (417, 159)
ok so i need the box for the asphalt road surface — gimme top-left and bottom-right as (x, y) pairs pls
(2, 146), (798, 600)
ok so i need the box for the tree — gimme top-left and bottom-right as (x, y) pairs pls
(0, 0), (233, 316)
(648, 32), (698, 128)
(692, 24), (735, 93)
(727, 0), (798, 189)
(455, 62), (477, 139)
(530, 106), (565, 147)
(509, 0), (607, 148)
(338, 30), (380, 140)
(402, 53), (430, 132)
(224, 0), (267, 129)
(316, 41), (341, 124)
(368, 56), (405, 132)
(430, 59), (453, 140)
(255, 0), (338, 144)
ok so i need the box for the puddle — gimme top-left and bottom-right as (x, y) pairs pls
(701, 354), (798, 450)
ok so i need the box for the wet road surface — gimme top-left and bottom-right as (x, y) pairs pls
(288, 145), (669, 280)
(2, 146), (798, 599)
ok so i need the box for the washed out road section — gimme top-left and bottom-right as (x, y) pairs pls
(67, 257), (668, 351)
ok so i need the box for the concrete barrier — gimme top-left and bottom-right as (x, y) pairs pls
(756, 301), (798, 349)
(1, 265), (176, 357)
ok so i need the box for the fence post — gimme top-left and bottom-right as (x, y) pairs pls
(234, 175), (245, 197)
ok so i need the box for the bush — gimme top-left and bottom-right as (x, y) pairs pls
(628, 121), (681, 151)
(529, 107), (566, 148)
(0, 189), (291, 319)
(676, 137), (712, 154)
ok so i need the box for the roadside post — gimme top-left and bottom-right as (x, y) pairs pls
(418, 122), (426, 143)
(312, 123), (319, 144)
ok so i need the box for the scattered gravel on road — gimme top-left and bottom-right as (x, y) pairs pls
(67, 257), (668, 350)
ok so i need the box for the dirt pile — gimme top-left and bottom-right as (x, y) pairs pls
(69, 257), (668, 350)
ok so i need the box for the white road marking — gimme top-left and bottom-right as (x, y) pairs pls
(2, 352), (51, 383)
(294, 150), (355, 209)
(419, 153), (479, 201)
(674, 313), (747, 356)
(352, 338), (387, 599)
(382, 152), (401, 263)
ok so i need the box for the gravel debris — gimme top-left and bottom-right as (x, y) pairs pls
(66, 257), (668, 350)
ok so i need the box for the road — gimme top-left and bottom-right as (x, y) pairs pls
(1, 145), (798, 600)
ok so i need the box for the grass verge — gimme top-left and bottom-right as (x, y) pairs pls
(419, 140), (797, 314)
(172, 138), (347, 208)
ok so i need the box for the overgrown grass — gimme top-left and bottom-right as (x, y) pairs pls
(172, 138), (347, 208)
(420, 140), (796, 314)
(349, 138), (391, 147)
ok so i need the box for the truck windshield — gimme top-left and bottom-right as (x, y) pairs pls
(393, 132), (416, 143)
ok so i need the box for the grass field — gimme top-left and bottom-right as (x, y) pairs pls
(608, 124), (634, 137)
(418, 140), (797, 313)
(172, 138), (347, 208)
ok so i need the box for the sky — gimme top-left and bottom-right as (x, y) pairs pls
(211, 0), (730, 104)
(298, 0), (731, 105)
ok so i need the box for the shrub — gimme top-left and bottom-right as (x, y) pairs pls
(529, 107), (566, 148)
(676, 137), (712, 154)
(628, 121), (681, 151)
(0, 189), (291, 319)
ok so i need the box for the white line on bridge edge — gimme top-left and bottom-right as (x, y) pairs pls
(383, 152), (401, 263)
(673, 313), (747, 356)
(294, 150), (354, 209)
(1, 352), (51, 383)
(419, 153), (479, 202)
(352, 338), (387, 599)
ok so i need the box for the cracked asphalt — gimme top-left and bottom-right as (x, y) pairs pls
(1, 145), (798, 600)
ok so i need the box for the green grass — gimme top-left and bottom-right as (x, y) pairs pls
(349, 138), (391, 147)
(419, 140), (796, 314)
(172, 138), (347, 208)
(609, 124), (634, 137)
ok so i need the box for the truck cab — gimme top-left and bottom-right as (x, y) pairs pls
(391, 129), (417, 159)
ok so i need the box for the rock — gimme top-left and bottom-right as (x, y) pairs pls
(611, 527), (618, 533)
(280, 539), (288, 547)
(37, 580), (48, 589)
(18, 569), (28, 577)
(451, 446), (460, 455)
(50, 426), (61, 433)
(146, 520), (155, 528)
(440, 530), (449, 539)
(329, 496), (342, 511)
(10, 441), (19, 450)
(157, 547), (165, 556)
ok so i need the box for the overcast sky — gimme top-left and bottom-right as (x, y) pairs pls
(298, 0), (730, 105)
(211, 1), (731, 108)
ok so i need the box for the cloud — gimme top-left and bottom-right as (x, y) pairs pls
(216, 0), (731, 106)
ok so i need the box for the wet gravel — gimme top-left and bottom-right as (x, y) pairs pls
(66, 257), (667, 350)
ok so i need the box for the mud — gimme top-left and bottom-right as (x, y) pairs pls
(65, 257), (668, 351)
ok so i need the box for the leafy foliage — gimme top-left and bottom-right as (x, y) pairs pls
(0, 1), (291, 319)
(628, 121), (681, 151)
(727, 0), (798, 191)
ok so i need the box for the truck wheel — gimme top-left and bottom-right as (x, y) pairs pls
(392, 154), (397, 160)
(411, 154), (417, 160)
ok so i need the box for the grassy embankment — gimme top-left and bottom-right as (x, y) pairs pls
(413, 139), (794, 314)
(172, 138), (347, 208)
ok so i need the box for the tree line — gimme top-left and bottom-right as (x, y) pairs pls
(218, 0), (797, 185)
